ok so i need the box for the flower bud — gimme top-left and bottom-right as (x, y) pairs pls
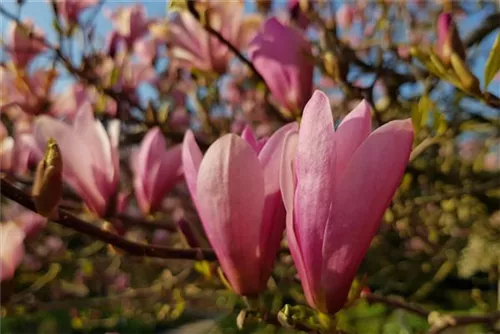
(450, 52), (481, 94)
(32, 138), (63, 218)
(436, 12), (466, 66)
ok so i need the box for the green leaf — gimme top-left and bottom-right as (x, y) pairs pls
(484, 32), (500, 88)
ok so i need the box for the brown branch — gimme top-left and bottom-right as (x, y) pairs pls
(365, 294), (430, 318)
(365, 293), (500, 333)
(0, 177), (217, 261)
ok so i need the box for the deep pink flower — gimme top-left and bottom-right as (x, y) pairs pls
(280, 90), (414, 314)
(6, 21), (46, 68)
(182, 123), (297, 295)
(34, 103), (120, 217)
(166, 1), (260, 74)
(131, 127), (182, 214)
(56, 0), (98, 24)
(249, 18), (313, 113)
(109, 4), (151, 48)
(1, 222), (26, 282)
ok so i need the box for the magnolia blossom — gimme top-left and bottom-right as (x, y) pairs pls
(249, 18), (313, 113)
(182, 123), (297, 295)
(134, 38), (157, 64)
(131, 127), (182, 215)
(34, 103), (120, 217)
(0, 130), (41, 175)
(55, 0), (98, 24)
(109, 4), (151, 48)
(165, 1), (261, 74)
(5, 21), (46, 68)
(336, 4), (356, 30)
(436, 12), (466, 65)
(280, 90), (414, 314)
(1, 222), (26, 282)
(0, 67), (56, 116)
(2, 203), (46, 239)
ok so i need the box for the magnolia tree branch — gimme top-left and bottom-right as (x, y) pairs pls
(0, 177), (217, 261)
(365, 294), (500, 333)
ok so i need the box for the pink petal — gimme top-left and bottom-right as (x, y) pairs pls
(1, 221), (26, 281)
(259, 122), (298, 196)
(196, 134), (265, 295)
(182, 130), (203, 205)
(322, 119), (414, 314)
(0, 137), (14, 172)
(280, 130), (317, 307)
(334, 100), (372, 177)
(241, 125), (260, 153)
(294, 90), (336, 309)
(146, 145), (182, 213)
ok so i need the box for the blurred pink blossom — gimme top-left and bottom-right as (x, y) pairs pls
(0, 68), (56, 116)
(5, 21), (46, 68)
(131, 127), (182, 214)
(249, 18), (313, 113)
(55, 0), (98, 24)
(34, 103), (120, 217)
(109, 4), (151, 48)
(336, 4), (356, 30)
(166, 1), (261, 74)
(0, 222), (26, 282)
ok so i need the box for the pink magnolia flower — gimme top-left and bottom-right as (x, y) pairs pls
(182, 123), (297, 295)
(1, 221), (26, 282)
(0, 68), (56, 116)
(166, 1), (261, 74)
(280, 90), (414, 314)
(34, 103), (120, 217)
(134, 38), (157, 64)
(436, 12), (466, 65)
(131, 127), (182, 215)
(109, 4), (151, 48)
(336, 4), (356, 30)
(55, 0), (98, 24)
(0, 132), (41, 174)
(5, 21), (46, 68)
(2, 203), (46, 239)
(249, 18), (313, 113)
